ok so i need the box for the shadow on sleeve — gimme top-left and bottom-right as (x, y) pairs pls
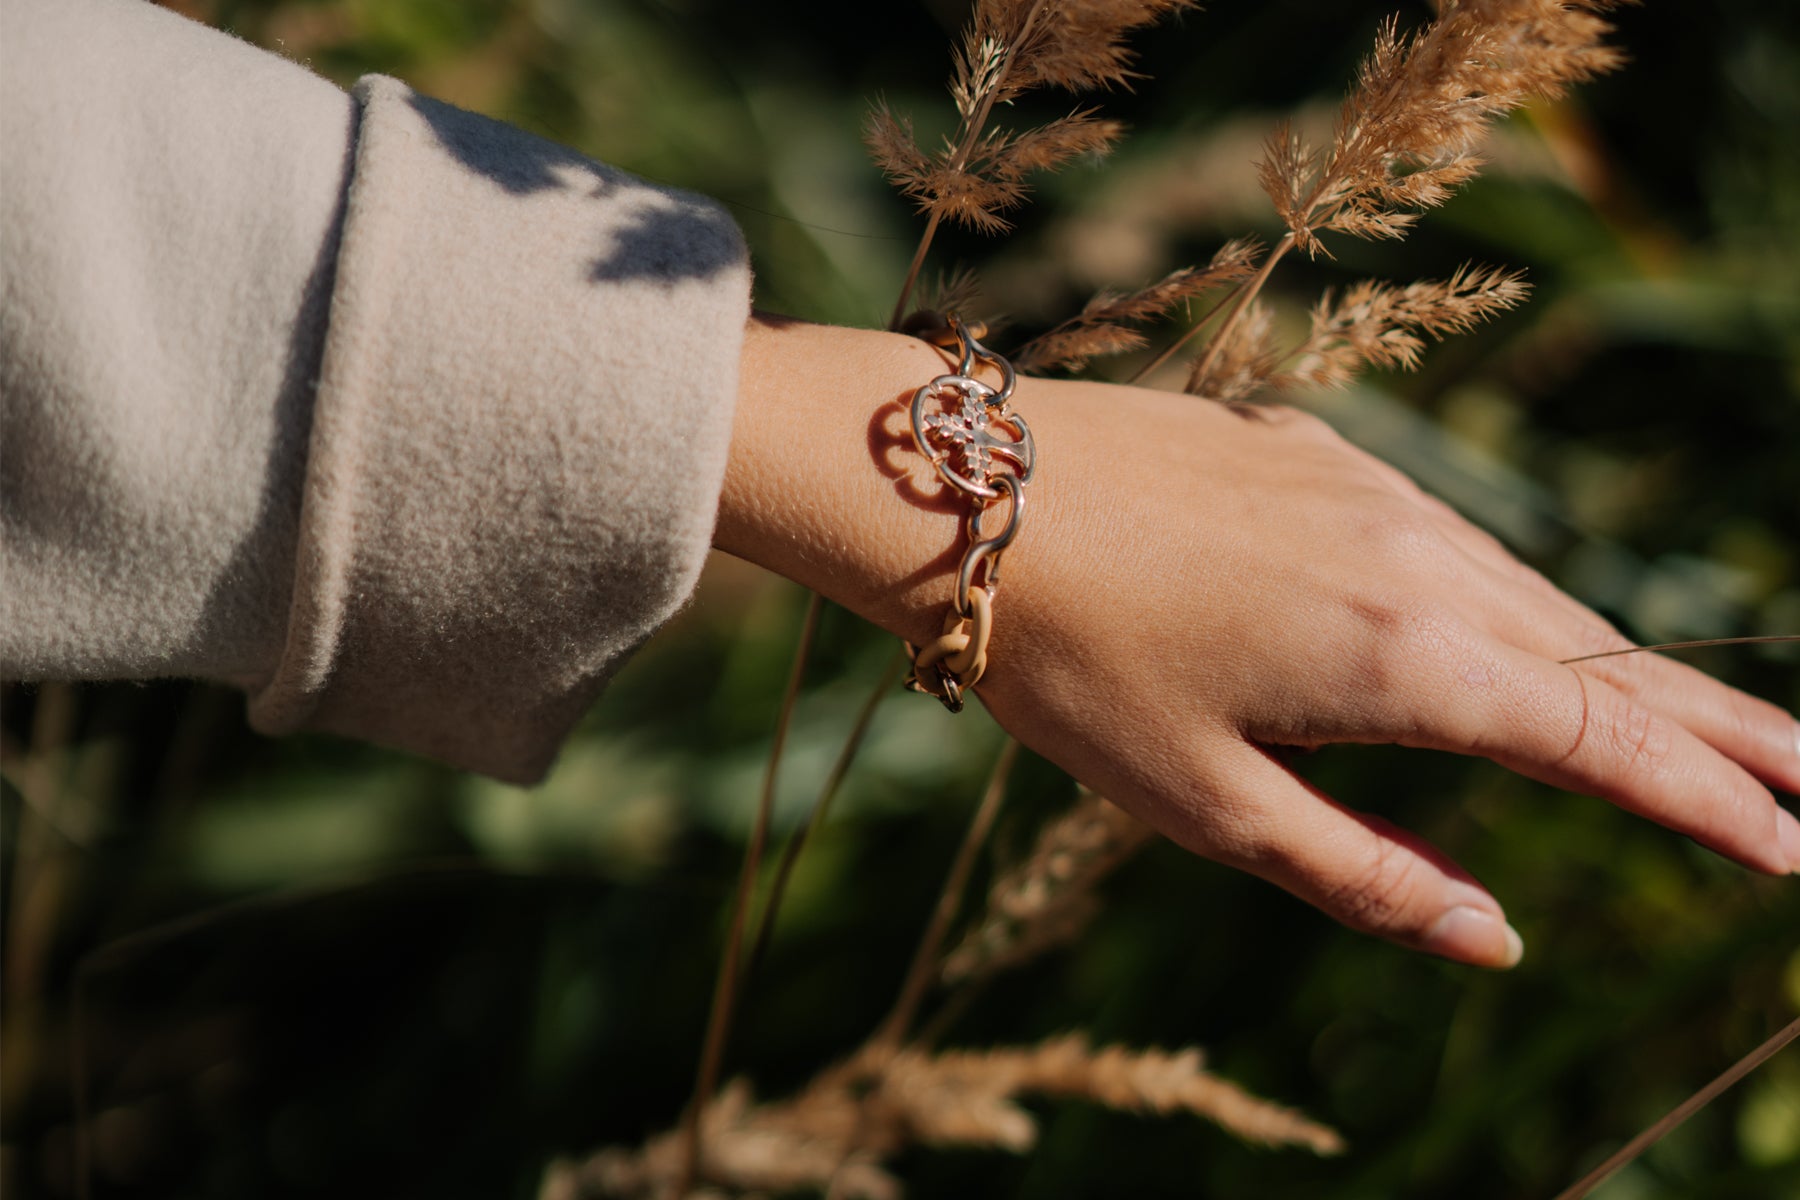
(405, 91), (743, 286)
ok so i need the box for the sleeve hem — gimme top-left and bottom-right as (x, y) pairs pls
(248, 76), (752, 783)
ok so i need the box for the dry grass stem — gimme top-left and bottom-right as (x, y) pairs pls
(943, 791), (1154, 983)
(1014, 239), (1260, 373)
(1185, 0), (1625, 395)
(561, 1034), (1341, 1198)
(1550, 1015), (1800, 1200)
(974, 0), (1198, 97)
(869, 102), (1122, 238)
(743, 649), (908, 990)
(1261, 0), (1628, 258)
(874, 1), (1198, 325)
(914, 268), (988, 327)
(1186, 298), (1280, 404)
(884, 1034), (1348, 1155)
(547, 1074), (902, 1200)
(1560, 634), (1800, 664)
(872, 738), (1022, 1050)
(676, 593), (822, 1196)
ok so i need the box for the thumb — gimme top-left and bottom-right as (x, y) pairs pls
(1178, 744), (1525, 968)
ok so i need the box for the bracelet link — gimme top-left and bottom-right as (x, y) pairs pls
(900, 315), (1032, 712)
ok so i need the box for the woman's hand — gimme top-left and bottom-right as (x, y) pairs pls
(717, 317), (1800, 968)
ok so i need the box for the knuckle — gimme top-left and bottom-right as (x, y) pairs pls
(1362, 508), (1453, 574)
(1337, 594), (1484, 743)
(1338, 592), (1456, 693)
(1349, 590), (1469, 666)
(1600, 700), (1674, 780)
(1320, 836), (1426, 934)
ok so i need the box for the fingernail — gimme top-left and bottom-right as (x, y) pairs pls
(1779, 806), (1800, 875)
(1423, 906), (1525, 968)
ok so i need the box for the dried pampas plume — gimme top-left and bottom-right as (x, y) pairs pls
(1187, 263), (1531, 401)
(1187, 298), (1280, 404)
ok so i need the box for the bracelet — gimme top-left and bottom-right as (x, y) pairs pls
(900, 314), (1035, 713)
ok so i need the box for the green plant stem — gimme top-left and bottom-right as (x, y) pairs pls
(675, 589), (822, 1198)
(742, 647), (908, 992)
(1550, 1014), (1800, 1200)
(871, 737), (1022, 1051)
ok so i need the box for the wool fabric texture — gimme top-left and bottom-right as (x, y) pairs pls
(0, 0), (753, 782)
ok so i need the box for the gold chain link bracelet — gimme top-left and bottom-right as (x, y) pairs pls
(900, 314), (1035, 712)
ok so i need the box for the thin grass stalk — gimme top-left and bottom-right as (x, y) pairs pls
(1551, 1014), (1800, 1200)
(914, 970), (988, 1052)
(0, 682), (78, 1144)
(72, 964), (91, 1200)
(1126, 285), (1241, 385)
(0, 726), (87, 848)
(821, 737), (1024, 1200)
(675, 590), (823, 1197)
(871, 737), (1023, 1051)
(886, 0), (1055, 329)
(742, 647), (909, 991)
(888, 210), (945, 331)
(1560, 634), (1800, 664)
(1181, 231), (1294, 392)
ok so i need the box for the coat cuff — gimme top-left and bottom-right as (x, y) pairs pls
(248, 76), (751, 783)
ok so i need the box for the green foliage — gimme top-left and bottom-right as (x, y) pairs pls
(4, 2), (1798, 1198)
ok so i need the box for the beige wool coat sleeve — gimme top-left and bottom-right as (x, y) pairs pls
(0, 0), (753, 782)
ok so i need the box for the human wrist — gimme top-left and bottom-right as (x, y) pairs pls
(715, 314), (963, 645)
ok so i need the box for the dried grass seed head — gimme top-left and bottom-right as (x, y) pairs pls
(1275, 263), (1530, 390)
(872, 1), (1199, 236)
(881, 1034), (1346, 1156)
(1260, 0), (1629, 254)
(943, 791), (1154, 980)
(988, 0), (1202, 96)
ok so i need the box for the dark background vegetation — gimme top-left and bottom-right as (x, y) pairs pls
(4, 1), (1798, 1197)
